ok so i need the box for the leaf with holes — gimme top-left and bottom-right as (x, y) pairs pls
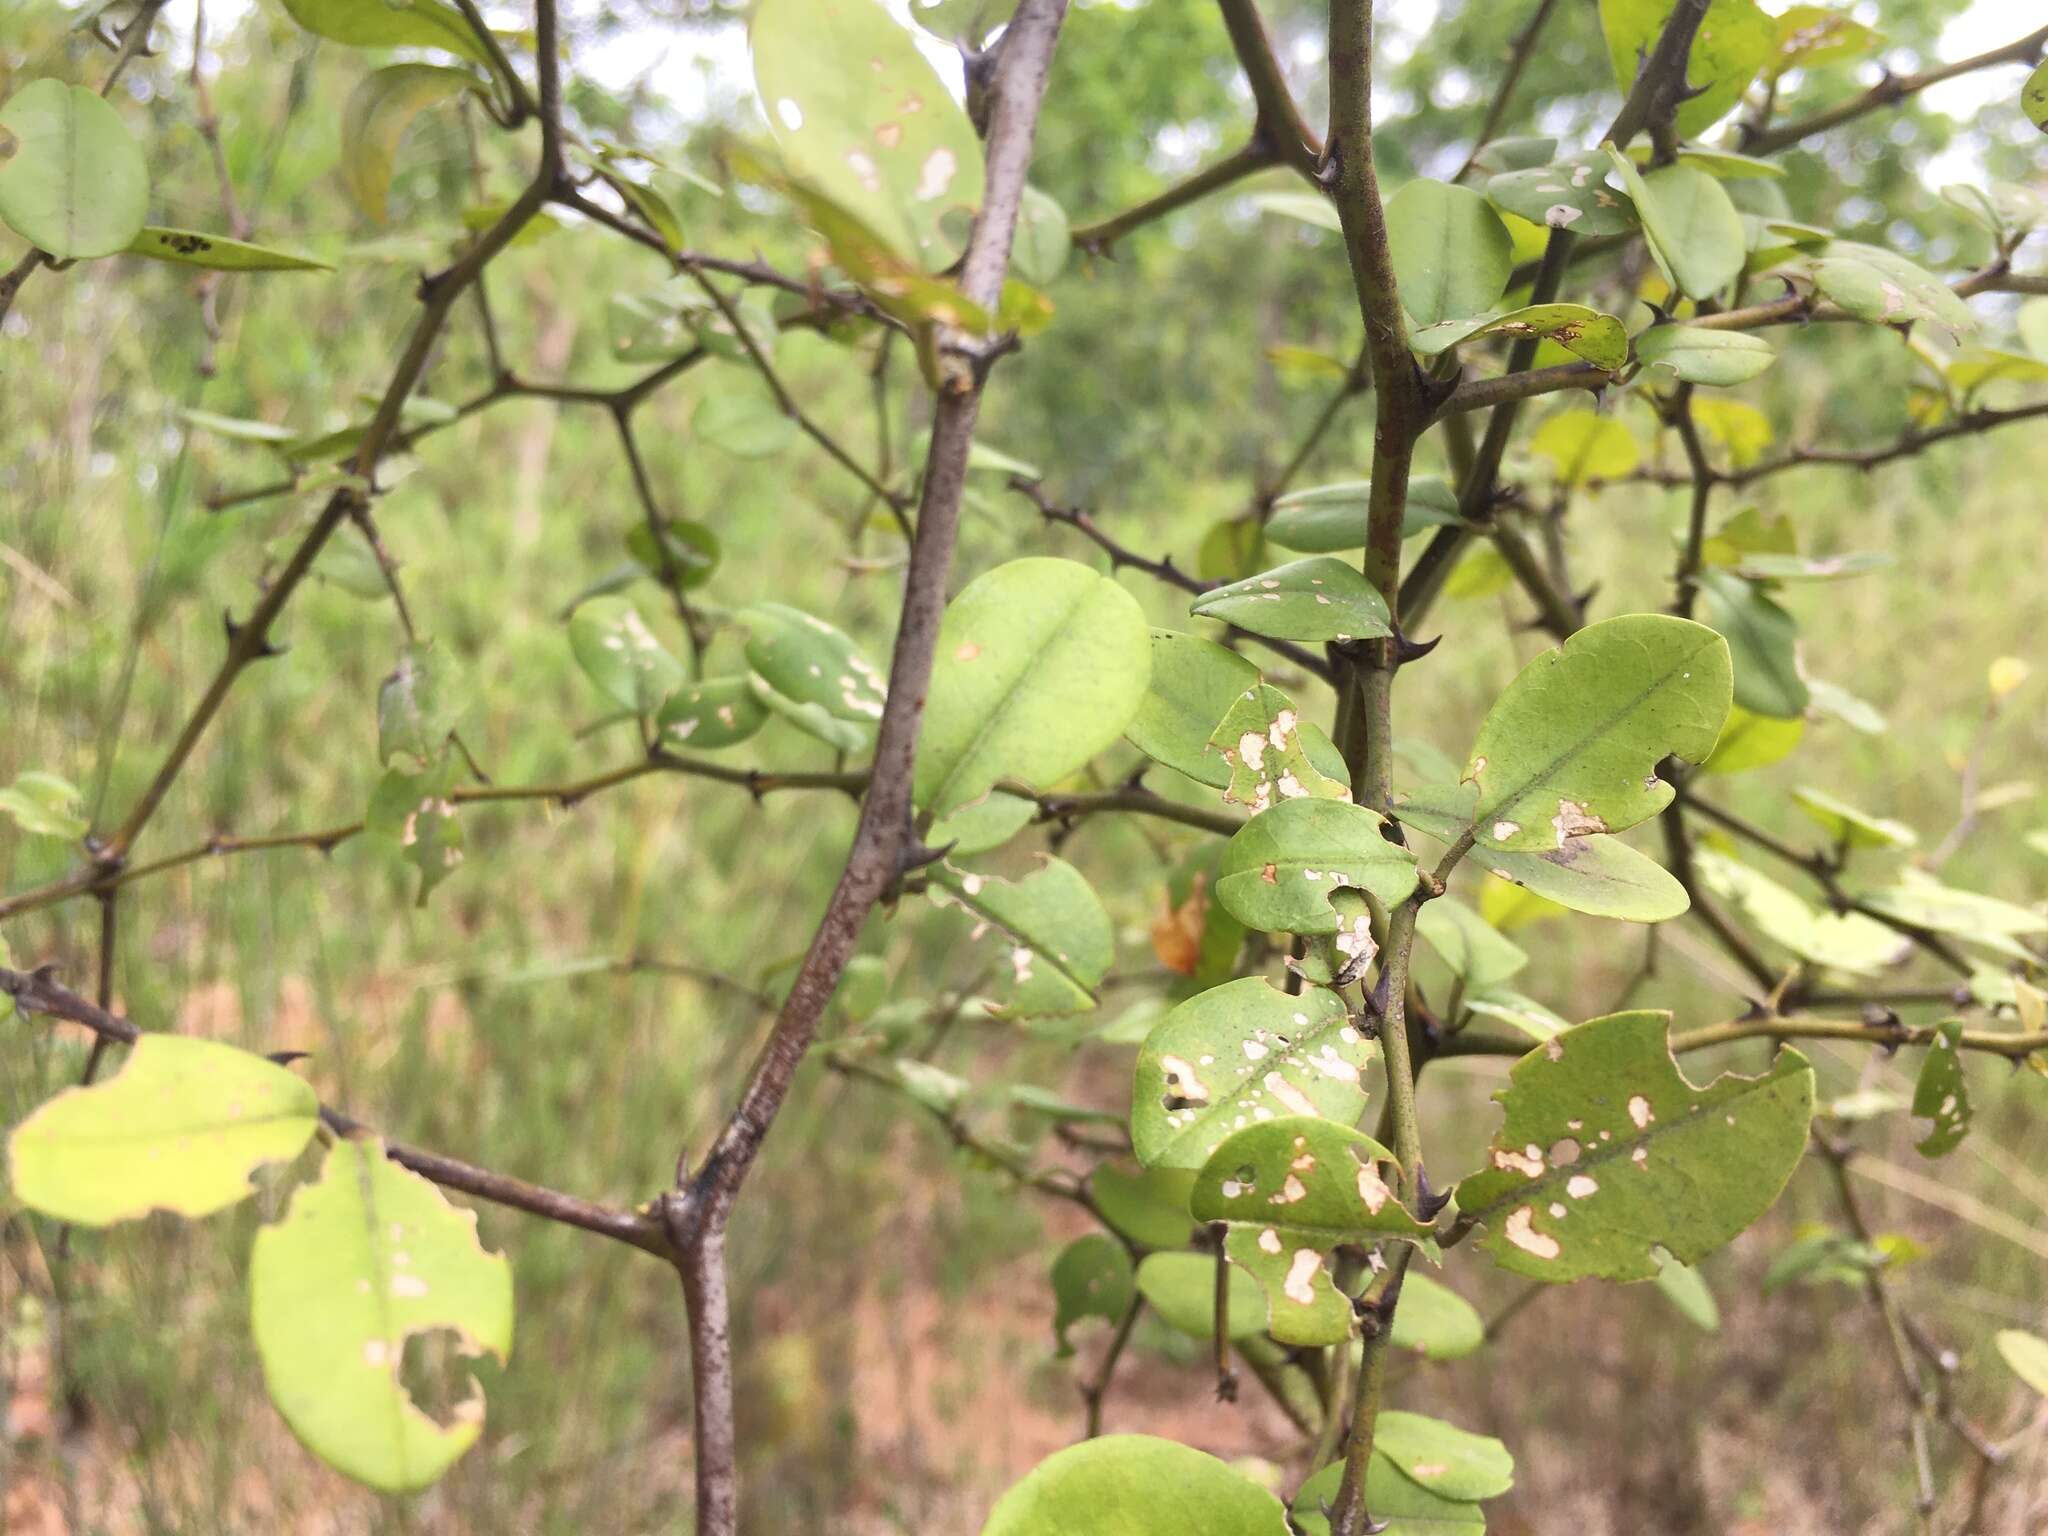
(1911, 1021), (1970, 1157)
(1292, 1455), (1486, 1536)
(1397, 782), (1689, 923)
(916, 558), (1150, 816)
(929, 856), (1112, 1018)
(927, 790), (1035, 857)
(1605, 149), (1746, 301)
(981, 1435), (1291, 1536)
(752, 0), (984, 268)
(1486, 152), (1638, 236)
(0, 80), (148, 260)
(128, 227), (331, 271)
(1467, 614), (1731, 852)
(1132, 979), (1373, 1171)
(1385, 179), (1513, 329)
(1208, 683), (1351, 813)
(741, 602), (888, 726)
(378, 643), (467, 769)
(251, 1137), (513, 1492)
(1049, 1234), (1133, 1357)
(1792, 786), (1916, 851)
(1189, 557), (1392, 644)
(1389, 1272), (1485, 1360)
(366, 757), (466, 907)
(1214, 798), (1419, 937)
(1373, 1411), (1515, 1501)
(1697, 569), (1807, 719)
(1600, 0), (1774, 138)
(1123, 631), (1257, 789)
(656, 677), (769, 751)
(1265, 477), (1462, 553)
(570, 597), (686, 715)
(8, 1036), (319, 1226)
(1635, 325), (1776, 386)
(1192, 1118), (1429, 1346)
(339, 65), (481, 225)
(1458, 1011), (1814, 1283)
(280, 0), (491, 60)
(1410, 304), (1629, 372)
(752, 674), (872, 754)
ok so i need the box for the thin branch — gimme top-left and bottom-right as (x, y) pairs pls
(1450, 0), (1564, 183)
(1071, 141), (1278, 256)
(1216, 0), (1323, 173)
(1, 966), (671, 1255)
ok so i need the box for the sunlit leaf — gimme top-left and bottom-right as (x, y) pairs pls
(8, 1037), (319, 1225)
(1530, 409), (1639, 485)
(250, 1137), (513, 1492)
(0, 770), (88, 840)
(279, 0), (491, 61)
(1791, 786), (1915, 850)
(1997, 1329), (2048, 1396)
(128, 227), (331, 271)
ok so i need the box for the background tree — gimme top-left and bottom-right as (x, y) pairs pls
(2, 0), (2046, 1531)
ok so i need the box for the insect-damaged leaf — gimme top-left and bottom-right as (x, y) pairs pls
(1396, 783), (1688, 923)
(1910, 1021), (1971, 1158)
(1292, 1456), (1486, 1536)
(1373, 1411), (1516, 1501)
(1388, 1272), (1485, 1360)
(570, 597), (687, 715)
(127, 227), (332, 272)
(928, 856), (1112, 1018)
(1132, 979), (1374, 1172)
(740, 602), (888, 726)
(1604, 149), (1746, 302)
(1801, 242), (1976, 340)
(1384, 179), (1513, 330)
(916, 558), (1151, 817)
(1124, 632), (1351, 796)
(1409, 304), (1629, 372)
(1465, 613), (1731, 853)
(251, 1137), (513, 1492)
(1214, 798), (1419, 937)
(1188, 557), (1393, 644)
(0, 80), (149, 261)
(1208, 683), (1351, 813)
(656, 676), (769, 751)
(8, 1037), (319, 1226)
(378, 643), (467, 769)
(1458, 1011), (1814, 1283)
(752, 0), (984, 270)
(1192, 1117), (1429, 1347)
(367, 757), (466, 906)
(1486, 151), (1638, 237)
(1049, 1233), (1133, 1357)
(979, 1435), (1292, 1536)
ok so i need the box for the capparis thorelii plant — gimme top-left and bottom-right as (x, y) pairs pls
(3, 0), (2047, 1530)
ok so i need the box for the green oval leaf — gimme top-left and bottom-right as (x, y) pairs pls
(656, 676), (769, 750)
(1050, 1233), (1133, 1356)
(915, 558), (1151, 817)
(929, 855), (1112, 1018)
(2027, 58), (2048, 134)
(1189, 557), (1393, 644)
(694, 385), (800, 458)
(1466, 613), (1732, 852)
(741, 602), (888, 725)
(1458, 1010), (1814, 1282)
(1373, 1411), (1515, 1501)
(1123, 630), (1258, 789)
(339, 64), (480, 226)
(8, 1036), (319, 1226)
(250, 1137), (513, 1492)
(569, 596), (686, 715)
(752, 0), (985, 268)
(1092, 1162), (1198, 1250)
(1486, 152), (1638, 236)
(1192, 1117), (1430, 1345)
(1694, 849), (1902, 974)
(1132, 978), (1374, 1171)
(1805, 241), (1976, 340)
(1134, 1250), (1267, 1340)
(1791, 786), (1916, 850)
(279, 0), (491, 62)
(1385, 179), (1513, 330)
(0, 80), (149, 260)
(1697, 568), (1807, 719)
(1605, 149), (1746, 302)
(1216, 798), (1420, 936)
(1266, 476), (1462, 553)
(980, 1435), (1291, 1536)
(0, 770), (88, 840)
(1635, 325), (1776, 386)
(1389, 1272), (1485, 1360)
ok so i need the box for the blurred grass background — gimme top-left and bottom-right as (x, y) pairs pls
(3, 0), (2046, 1530)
